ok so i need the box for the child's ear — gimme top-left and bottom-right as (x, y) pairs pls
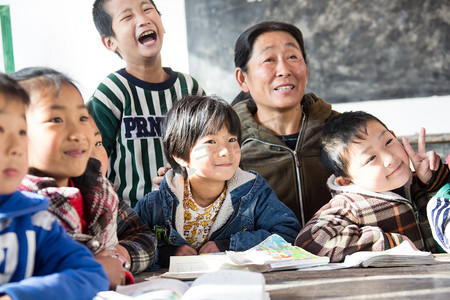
(235, 68), (250, 93)
(336, 176), (353, 186)
(173, 156), (188, 168)
(101, 36), (119, 53)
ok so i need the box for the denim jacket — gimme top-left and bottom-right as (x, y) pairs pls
(135, 168), (301, 267)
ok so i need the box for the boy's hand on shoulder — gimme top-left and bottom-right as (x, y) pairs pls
(402, 127), (440, 184)
(175, 245), (197, 256)
(152, 165), (171, 190)
(198, 241), (220, 254)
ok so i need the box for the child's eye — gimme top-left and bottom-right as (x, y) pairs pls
(229, 137), (237, 143)
(80, 116), (89, 122)
(365, 155), (376, 165)
(0, 126), (3, 133)
(49, 117), (63, 123)
(205, 140), (216, 144)
(385, 138), (393, 146)
(263, 58), (274, 63)
(95, 141), (103, 147)
(288, 55), (298, 60)
(120, 15), (132, 22)
(19, 130), (27, 136)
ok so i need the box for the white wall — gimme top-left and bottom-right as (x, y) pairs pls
(2, 0), (449, 137)
(1, 0), (189, 101)
(333, 95), (450, 137)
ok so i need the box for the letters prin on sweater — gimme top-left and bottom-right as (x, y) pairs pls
(122, 115), (165, 139)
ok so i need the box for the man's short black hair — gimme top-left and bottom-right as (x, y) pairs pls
(163, 95), (242, 177)
(320, 111), (390, 178)
(234, 21), (308, 73)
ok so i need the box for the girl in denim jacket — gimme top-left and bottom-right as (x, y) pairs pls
(135, 95), (301, 268)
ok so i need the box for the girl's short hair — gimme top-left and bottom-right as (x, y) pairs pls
(10, 67), (79, 104)
(0, 73), (29, 106)
(163, 95), (242, 177)
(320, 111), (389, 178)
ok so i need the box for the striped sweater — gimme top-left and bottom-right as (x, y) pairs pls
(295, 163), (449, 262)
(427, 182), (450, 252)
(87, 68), (204, 207)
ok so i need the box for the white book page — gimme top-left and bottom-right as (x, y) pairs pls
(343, 241), (432, 267)
(182, 270), (268, 300)
(116, 278), (189, 297)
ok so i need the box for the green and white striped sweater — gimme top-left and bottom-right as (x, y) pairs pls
(87, 68), (205, 207)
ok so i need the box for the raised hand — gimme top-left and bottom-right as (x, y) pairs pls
(402, 127), (440, 184)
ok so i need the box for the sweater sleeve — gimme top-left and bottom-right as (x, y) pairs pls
(294, 195), (391, 263)
(426, 183), (450, 252)
(424, 162), (450, 192)
(0, 211), (109, 300)
(117, 198), (157, 274)
(103, 179), (119, 252)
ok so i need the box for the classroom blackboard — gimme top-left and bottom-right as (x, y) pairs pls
(185, 0), (450, 103)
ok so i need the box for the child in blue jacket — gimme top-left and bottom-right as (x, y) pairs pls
(0, 73), (108, 300)
(134, 95), (301, 267)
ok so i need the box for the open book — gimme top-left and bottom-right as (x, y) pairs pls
(226, 234), (330, 272)
(342, 241), (435, 267)
(163, 234), (329, 279)
(94, 270), (269, 300)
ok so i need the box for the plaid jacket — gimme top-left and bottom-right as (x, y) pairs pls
(117, 198), (157, 274)
(295, 163), (449, 262)
(18, 159), (118, 254)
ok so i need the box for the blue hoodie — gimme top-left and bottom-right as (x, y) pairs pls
(0, 190), (109, 300)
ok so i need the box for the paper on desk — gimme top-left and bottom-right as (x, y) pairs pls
(116, 278), (189, 296)
(95, 278), (188, 300)
(182, 270), (270, 300)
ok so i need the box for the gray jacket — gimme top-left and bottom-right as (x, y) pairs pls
(233, 93), (338, 225)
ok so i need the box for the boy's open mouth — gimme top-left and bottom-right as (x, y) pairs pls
(139, 30), (157, 45)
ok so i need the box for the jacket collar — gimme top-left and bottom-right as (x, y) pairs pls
(234, 93), (332, 143)
(161, 168), (257, 236)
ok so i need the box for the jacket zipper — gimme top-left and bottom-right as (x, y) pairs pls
(294, 110), (308, 226)
(241, 136), (306, 226)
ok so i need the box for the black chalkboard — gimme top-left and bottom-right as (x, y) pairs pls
(185, 0), (450, 103)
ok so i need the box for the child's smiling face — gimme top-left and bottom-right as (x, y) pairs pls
(0, 95), (28, 194)
(183, 126), (241, 185)
(26, 84), (94, 187)
(103, 0), (164, 64)
(339, 120), (411, 192)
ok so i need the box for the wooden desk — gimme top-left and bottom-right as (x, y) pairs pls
(135, 262), (450, 299)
